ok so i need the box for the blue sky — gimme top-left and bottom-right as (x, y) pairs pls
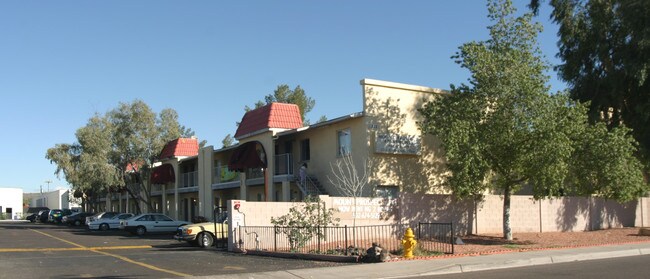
(0, 0), (565, 193)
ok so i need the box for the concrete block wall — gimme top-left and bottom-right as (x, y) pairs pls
(398, 193), (475, 235)
(509, 196), (542, 233)
(635, 198), (650, 228)
(475, 195), (503, 234)
(226, 194), (649, 250)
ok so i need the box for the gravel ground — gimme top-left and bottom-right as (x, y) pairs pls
(453, 227), (650, 255)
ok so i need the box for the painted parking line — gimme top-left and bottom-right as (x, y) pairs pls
(27, 229), (191, 277)
(0, 246), (152, 253)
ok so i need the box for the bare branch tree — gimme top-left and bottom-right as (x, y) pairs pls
(327, 154), (369, 227)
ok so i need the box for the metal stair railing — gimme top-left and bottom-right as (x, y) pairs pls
(296, 175), (322, 197)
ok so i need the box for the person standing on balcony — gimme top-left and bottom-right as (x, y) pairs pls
(299, 163), (308, 186)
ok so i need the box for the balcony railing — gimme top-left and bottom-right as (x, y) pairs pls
(274, 153), (293, 175)
(152, 184), (163, 192)
(213, 166), (240, 183)
(181, 171), (198, 188)
(246, 168), (264, 179)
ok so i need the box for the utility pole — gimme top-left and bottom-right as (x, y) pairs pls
(44, 180), (52, 192)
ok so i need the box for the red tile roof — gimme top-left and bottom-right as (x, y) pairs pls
(159, 138), (199, 159)
(234, 103), (303, 139)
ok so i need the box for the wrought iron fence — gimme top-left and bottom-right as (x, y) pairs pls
(238, 223), (454, 256)
(417, 222), (454, 254)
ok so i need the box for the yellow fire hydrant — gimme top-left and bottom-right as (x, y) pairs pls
(401, 227), (417, 259)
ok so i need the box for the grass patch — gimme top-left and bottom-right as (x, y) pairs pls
(502, 244), (520, 249)
(392, 245), (445, 257)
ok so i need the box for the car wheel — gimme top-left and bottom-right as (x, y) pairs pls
(74, 220), (81, 226)
(135, 226), (146, 236)
(198, 232), (213, 248)
(99, 223), (109, 231)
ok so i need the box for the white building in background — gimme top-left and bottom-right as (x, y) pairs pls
(0, 187), (23, 219)
(24, 189), (81, 212)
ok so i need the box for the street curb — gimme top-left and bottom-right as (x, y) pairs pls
(386, 239), (650, 262)
(244, 250), (360, 262)
(0, 220), (29, 223)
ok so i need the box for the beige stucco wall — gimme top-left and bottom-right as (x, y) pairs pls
(361, 79), (449, 194)
(281, 116), (368, 196)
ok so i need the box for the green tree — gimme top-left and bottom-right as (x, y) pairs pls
(530, 0), (650, 168)
(221, 134), (235, 148)
(47, 115), (121, 211)
(419, 0), (646, 240)
(47, 100), (197, 213)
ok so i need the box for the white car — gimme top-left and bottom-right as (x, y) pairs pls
(87, 213), (134, 231)
(119, 213), (189, 236)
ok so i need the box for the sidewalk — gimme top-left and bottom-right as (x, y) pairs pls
(191, 242), (650, 279)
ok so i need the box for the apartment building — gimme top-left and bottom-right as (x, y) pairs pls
(99, 79), (449, 221)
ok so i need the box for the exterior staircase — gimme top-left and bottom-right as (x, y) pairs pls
(296, 175), (328, 197)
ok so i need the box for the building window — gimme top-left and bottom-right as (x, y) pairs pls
(300, 139), (310, 161)
(375, 186), (399, 199)
(337, 129), (351, 156)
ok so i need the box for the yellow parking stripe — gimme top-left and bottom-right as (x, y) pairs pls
(92, 249), (191, 277)
(0, 245), (151, 253)
(30, 229), (85, 248)
(0, 246), (152, 253)
(26, 229), (190, 277)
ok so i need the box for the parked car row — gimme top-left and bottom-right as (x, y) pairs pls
(26, 208), (76, 224)
(26, 209), (227, 248)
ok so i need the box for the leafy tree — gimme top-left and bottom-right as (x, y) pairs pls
(245, 84), (316, 125)
(221, 134), (235, 148)
(315, 115), (328, 124)
(270, 197), (339, 251)
(419, 0), (647, 240)
(47, 115), (121, 211)
(47, 100), (197, 214)
(530, 0), (650, 168)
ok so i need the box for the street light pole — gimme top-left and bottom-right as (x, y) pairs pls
(44, 180), (52, 192)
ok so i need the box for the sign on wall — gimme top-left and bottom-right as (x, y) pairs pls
(332, 197), (396, 220)
(375, 133), (421, 155)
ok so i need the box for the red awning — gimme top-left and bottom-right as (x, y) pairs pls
(150, 164), (175, 184)
(228, 141), (267, 172)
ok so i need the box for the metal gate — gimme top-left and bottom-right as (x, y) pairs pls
(417, 222), (454, 254)
(212, 206), (228, 249)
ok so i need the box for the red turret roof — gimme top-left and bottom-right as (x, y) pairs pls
(159, 138), (199, 159)
(234, 103), (303, 139)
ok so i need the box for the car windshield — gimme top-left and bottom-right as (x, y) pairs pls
(113, 214), (133, 220)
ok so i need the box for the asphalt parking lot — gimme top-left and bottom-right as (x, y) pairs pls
(0, 222), (349, 279)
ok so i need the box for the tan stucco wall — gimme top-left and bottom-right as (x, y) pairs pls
(283, 117), (367, 196)
(361, 79), (449, 195)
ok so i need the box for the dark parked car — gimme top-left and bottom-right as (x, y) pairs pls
(48, 209), (73, 223)
(36, 210), (50, 223)
(62, 212), (95, 226)
(26, 213), (38, 222)
(25, 207), (50, 222)
(26, 207), (50, 215)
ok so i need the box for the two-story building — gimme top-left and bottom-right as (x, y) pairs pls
(99, 78), (449, 221)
